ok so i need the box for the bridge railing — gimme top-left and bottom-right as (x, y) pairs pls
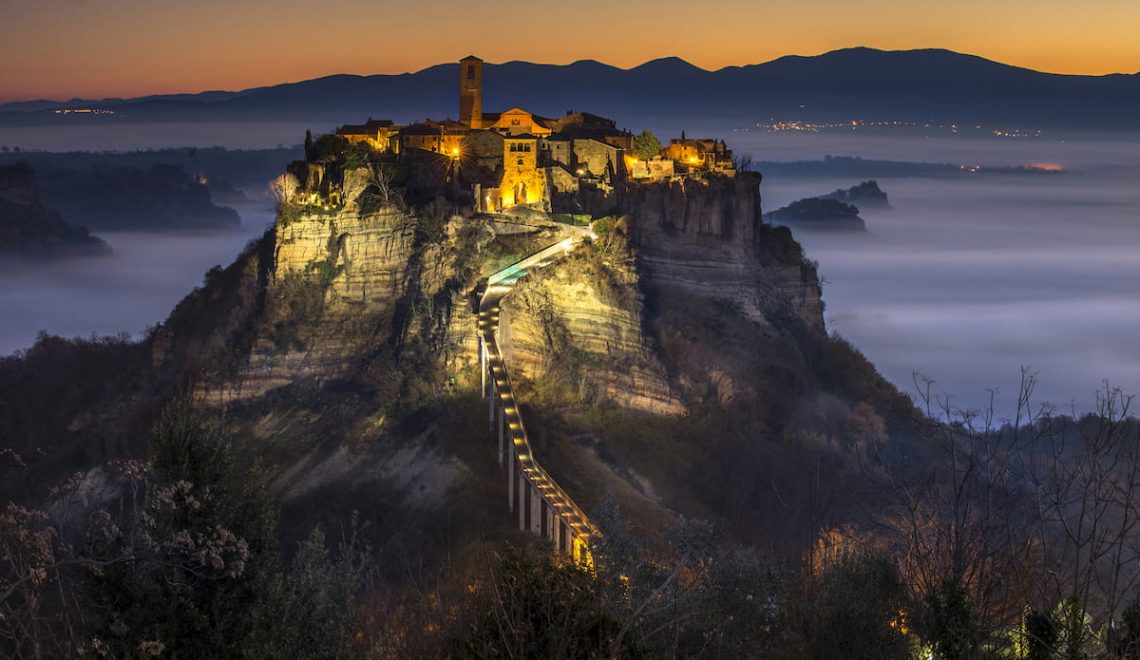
(480, 235), (598, 561)
(487, 236), (575, 286)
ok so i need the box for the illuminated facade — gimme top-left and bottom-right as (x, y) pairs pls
(499, 135), (545, 207)
(332, 55), (653, 211)
(664, 137), (735, 172)
(335, 118), (401, 152)
(487, 108), (554, 137)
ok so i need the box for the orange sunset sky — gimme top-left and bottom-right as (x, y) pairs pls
(1, 0), (1137, 103)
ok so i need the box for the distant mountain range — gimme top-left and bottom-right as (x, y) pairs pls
(2, 48), (1137, 130)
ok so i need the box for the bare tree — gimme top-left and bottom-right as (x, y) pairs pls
(867, 371), (1041, 652)
(268, 172), (300, 210)
(1028, 384), (1140, 656)
(366, 161), (403, 209)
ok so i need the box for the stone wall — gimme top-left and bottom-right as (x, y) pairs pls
(572, 139), (622, 180)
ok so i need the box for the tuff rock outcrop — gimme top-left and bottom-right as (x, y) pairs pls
(623, 172), (825, 334)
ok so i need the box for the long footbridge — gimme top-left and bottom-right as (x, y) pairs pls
(478, 235), (596, 562)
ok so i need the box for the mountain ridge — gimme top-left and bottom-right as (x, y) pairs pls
(2, 47), (1136, 129)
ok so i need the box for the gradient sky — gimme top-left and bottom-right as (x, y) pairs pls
(1, 0), (1137, 103)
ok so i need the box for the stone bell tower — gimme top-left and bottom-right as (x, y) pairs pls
(459, 55), (484, 129)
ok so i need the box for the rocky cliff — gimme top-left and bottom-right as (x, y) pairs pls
(765, 197), (868, 232)
(820, 179), (891, 209)
(498, 226), (684, 415)
(622, 173), (825, 335)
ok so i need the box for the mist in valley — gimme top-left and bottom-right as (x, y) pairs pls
(732, 131), (1140, 418)
(0, 200), (275, 354)
(1, 120), (1136, 419)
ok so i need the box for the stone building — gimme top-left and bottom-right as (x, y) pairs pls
(571, 138), (623, 180)
(499, 135), (545, 208)
(459, 55), (484, 129)
(539, 135), (573, 170)
(328, 55), (658, 212)
(399, 119), (467, 156)
(487, 108), (554, 137)
(629, 158), (676, 180)
(665, 137), (735, 172)
(461, 130), (505, 182)
(335, 118), (401, 152)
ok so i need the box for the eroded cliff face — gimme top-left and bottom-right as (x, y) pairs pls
(189, 200), (486, 405)
(152, 163), (836, 530)
(623, 172), (825, 335)
(498, 234), (684, 415)
(490, 174), (828, 421)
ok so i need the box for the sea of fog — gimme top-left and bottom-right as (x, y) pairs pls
(0, 200), (275, 352)
(728, 130), (1140, 419)
(0, 122), (1137, 419)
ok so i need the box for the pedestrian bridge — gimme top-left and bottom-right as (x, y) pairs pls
(478, 235), (597, 563)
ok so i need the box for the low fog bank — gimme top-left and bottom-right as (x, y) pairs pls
(735, 131), (1140, 418)
(0, 122), (326, 152)
(0, 200), (275, 356)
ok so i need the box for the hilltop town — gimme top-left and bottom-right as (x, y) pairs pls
(285, 55), (738, 218)
(2, 52), (965, 660)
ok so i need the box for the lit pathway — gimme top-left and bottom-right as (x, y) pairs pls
(479, 236), (596, 563)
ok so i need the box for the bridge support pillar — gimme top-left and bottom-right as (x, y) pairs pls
(530, 486), (543, 535)
(507, 440), (515, 511)
(498, 407), (504, 467)
(479, 336), (485, 399)
(489, 375), (495, 429)
(518, 469), (527, 531)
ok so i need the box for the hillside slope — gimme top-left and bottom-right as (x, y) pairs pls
(1, 146), (918, 575)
